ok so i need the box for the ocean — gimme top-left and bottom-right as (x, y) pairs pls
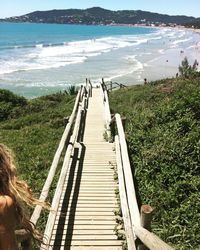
(0, 22), (199, 98)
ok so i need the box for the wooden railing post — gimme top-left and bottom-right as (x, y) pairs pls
(109, 114), (116, 142)
(121, 116), (127, 131)
(63, 116), (69, 127)
(15, 228), (31, 250)
(21, 238), (32, 250)
(141, 205), (153, 231)
(89, 79), (92, 97)
(137, 205), (154, 250)
(110, 81), (113, 91)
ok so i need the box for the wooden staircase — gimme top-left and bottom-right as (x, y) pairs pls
(47, 88), (122, 249)
(17, 82), (175, 250)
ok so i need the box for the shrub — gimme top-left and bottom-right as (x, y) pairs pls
(178, 57), (199, 79)
(0, 89), (28, 121)
(66, 85), (78, 95)
(0, 89), (27, 106)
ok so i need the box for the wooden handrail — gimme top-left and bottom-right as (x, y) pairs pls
(88, 79), (92, 97)
(15, 87), (86, 248)
(134, 226), (174, 250)
(41, 87), (89, 249)
(101, 78), (127, 91)
(115, 113), (141, 227)
(115, 113), (174, 250)
(115, 135), (136, 250)
(100, 80), (111, 136)
(30, 87), (83, 226)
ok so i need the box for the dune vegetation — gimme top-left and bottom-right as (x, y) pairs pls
(109, 76), (200, 249)
(0, 71), (199, 249)
(0, 89), (76, 191)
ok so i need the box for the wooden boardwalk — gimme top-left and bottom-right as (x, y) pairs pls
(47, 88), (122, 249)
(17, 83), (174, 250)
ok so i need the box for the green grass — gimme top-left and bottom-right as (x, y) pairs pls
(0, 90), (76, 247)
(0, 91), (75, 190)
(109, 77), (200, 249)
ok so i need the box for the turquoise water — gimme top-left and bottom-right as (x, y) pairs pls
(0, 22), (155, 48)
(0, 22), (199, 98)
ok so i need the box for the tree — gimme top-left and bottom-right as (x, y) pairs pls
(178, 57), (199, 78)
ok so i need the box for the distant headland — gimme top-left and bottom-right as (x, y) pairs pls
(1, 7), (199, 27)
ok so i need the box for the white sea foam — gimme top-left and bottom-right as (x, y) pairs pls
(170, 37), (193, 48)
(172, 38), (192, 45)
(0, 35), (146, 75)
(158, 49), (165, 54)
(36, 44), (43, 48)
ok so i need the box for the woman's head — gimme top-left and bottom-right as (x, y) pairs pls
(0, 144), (48, 242)
(0, 144), (17, 195)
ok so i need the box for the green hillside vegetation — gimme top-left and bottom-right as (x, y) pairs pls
(0, 74), (199, 249)
(0, 89), (75, 201)
(2, 7), (196, 25)
(185, 18), (200, 29)
(109, 77), (200, 249)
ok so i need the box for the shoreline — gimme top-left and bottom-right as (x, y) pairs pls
(1, 23), (200, 98)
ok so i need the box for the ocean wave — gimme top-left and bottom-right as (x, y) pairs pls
(0, 35), (149, 75)
(124, 55), (144, 71)
(172, 37), (192, 45)
(0, 30), (180, 76)
(0, 41), (70, 51)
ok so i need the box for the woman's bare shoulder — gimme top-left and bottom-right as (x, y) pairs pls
(0, 195), (14, 208)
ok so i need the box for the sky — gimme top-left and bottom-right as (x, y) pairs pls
(0, 0), (200, 18)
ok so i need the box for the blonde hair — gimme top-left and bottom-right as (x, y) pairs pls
(0, 143), (47, 242)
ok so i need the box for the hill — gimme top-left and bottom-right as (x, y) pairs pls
(109, 77), (200, 249)
(0, 76), (199, 249)
(1, 7), (197, 26)
(185, 18), (200, 28)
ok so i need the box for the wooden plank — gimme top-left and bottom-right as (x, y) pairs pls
(51, 235), (118, 240)
(59, 198), (116, 202)
(52, 240), (122, 246)
(60, 190), (116, 193)
(66, 174), (115, 177)
(63, 187), (116, 190)
(60, 194), (116, 198)
(55, 211), (115, 216)
(53, 220), (116, 226)
(52, 229), (116, 235)
(58, 203), (117, 208)
(57, 200), (117, 204)
(57, 206), (117, 211)
(70, 247), (122, 250)
(54, 216), (116, 223)
(69, 171), (114, 174)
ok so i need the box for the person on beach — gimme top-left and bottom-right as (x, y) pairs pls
(0, 144), (48, 249)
